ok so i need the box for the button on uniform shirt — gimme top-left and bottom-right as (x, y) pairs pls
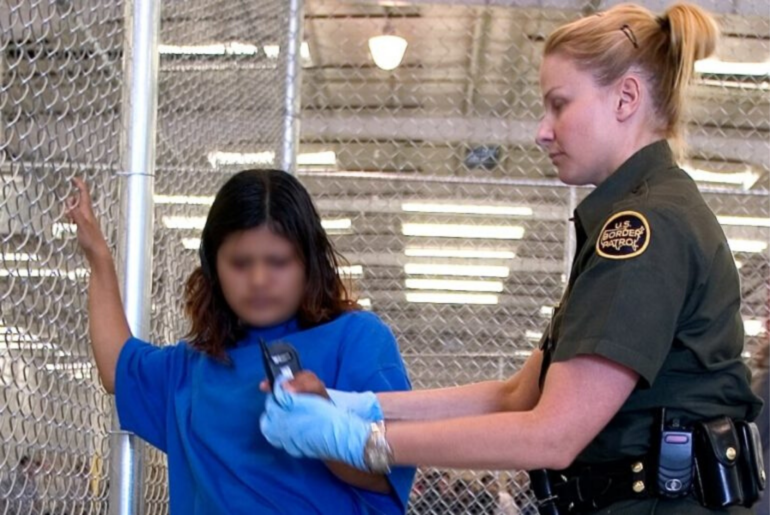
(540, 140), (762, 465)
(116, 310), (415, 515)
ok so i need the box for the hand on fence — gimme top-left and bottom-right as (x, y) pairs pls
(65, 178), (111, 262)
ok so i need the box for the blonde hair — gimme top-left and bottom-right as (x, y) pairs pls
(544, 3), (719, 151)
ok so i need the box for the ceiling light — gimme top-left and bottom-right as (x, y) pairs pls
(262, 42), (311, 63)
(155, 195), (214, 205)
(402, 223), (525, 240)
(171, 218), (348, 235)
(1, 253), (39, 262)
(0, 326), (36, 343)
(159, 42), (260, 56)
(717, 216), (770, 228)
(406, 292), (498, 305)
(338, 265), (363, 277)
(297, 151), (337, 167)
(358, 298), (372, 309)
(368, 34), (408, 71)
(0, 268), (88, 280)
(207, 151), (274, 168)
(695, 58), (770, 77)
(682, 166), (760, 190)
(744, 319), (767, 337)
(540, 306), (554, 317)
(525, 330), (543, 341)
(404, 263), (509, 278)
(182, 238), (201, 250)
(321, 218), (352, 231)
(405, 247), (516, 260)
(301, 42), (312, 63)
(52, 223), (77, 239)
(263, 44), (280, 59)
(207, 150), (336, 169)
(402, 203), (532, 217)
(163, 216), (206, 230)
(405, 279), (504, 293)
(728, 239), (768, 253)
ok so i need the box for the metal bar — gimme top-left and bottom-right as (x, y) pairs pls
(109, 0), (161, 513)
(279, 0), (305, 174)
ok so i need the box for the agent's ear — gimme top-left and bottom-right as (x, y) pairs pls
(614, 73), (643, 122)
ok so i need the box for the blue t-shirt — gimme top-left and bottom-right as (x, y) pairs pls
(115, 310), (415, 514)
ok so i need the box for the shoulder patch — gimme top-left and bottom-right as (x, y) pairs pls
(596, 211), (651, 260)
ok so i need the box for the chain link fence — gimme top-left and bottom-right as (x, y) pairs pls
(0, 0), (768, 514)
(1, 0), (124, 513)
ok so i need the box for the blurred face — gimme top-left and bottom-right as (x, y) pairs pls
(536, 53), (618, 186)
(216, 226), (306, 328)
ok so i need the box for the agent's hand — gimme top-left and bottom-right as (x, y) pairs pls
(260, 377), (370, 471)
(65, 178), (111, 263)
(261, 371), (383, 422)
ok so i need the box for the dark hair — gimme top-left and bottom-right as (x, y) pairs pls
(184, 169), (358, 359)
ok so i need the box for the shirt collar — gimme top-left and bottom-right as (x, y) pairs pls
(243, 316), (299, 345)
(575, 140), (675, 235)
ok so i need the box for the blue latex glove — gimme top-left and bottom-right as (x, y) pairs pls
(260, 377), (371, 470)
(327, 388), (384, 422)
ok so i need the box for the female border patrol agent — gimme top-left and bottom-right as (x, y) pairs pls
(260, 3), (765, 514)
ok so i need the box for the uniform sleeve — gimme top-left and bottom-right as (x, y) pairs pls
(114, 337), (179, 452)
(336, 312), (416, 515)
(553, 207), (694, 386)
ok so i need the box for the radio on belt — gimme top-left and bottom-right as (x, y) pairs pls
(260, 338), (303, 388)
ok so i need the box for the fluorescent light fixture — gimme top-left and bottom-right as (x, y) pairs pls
(728, 239), (768, 253)
(406, 292), (498, 305)
(45, 362), (93, 379)
(162, 216), (206, 230)
(402, 223), (525, 240)
(734, 260), (744, 270)
(525, 330), (543, 341)
(208, 151), (274, 168)
(0, 326), (36, 343)
(338, 265), (363, 277)
(405, 278), (503, 292)
(321, 218), (352, 231)
(405, 247), (516, 260)
(263, 44), (280, 59)
(405, 263), (509, 278)
(682, 166), (760, 190)
(182, 238), (201, 250)
(718, 216), (770, 228)
(159, 42), (260, 56)
(262, 42), (311, 64)
(540, 306), (554, 317)
(170, 218), (347, 234)
(402, 203), (532, 217)
(301, 42), (311, 62)
(368, 35), (408, 71)
(358, 298), (372, 309)
(53, 223), (77, 239)
(0, 268), (89, 280)
(155, 195), (214, 205)
(297, 151), (337, 167)
(207, 150), (336, 168)
(695, 58), (770, 77)
(1, 253), (38, 262)
(744, 319), (767, 337)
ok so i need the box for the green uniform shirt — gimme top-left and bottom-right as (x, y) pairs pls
(540, 140), (762, 465)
